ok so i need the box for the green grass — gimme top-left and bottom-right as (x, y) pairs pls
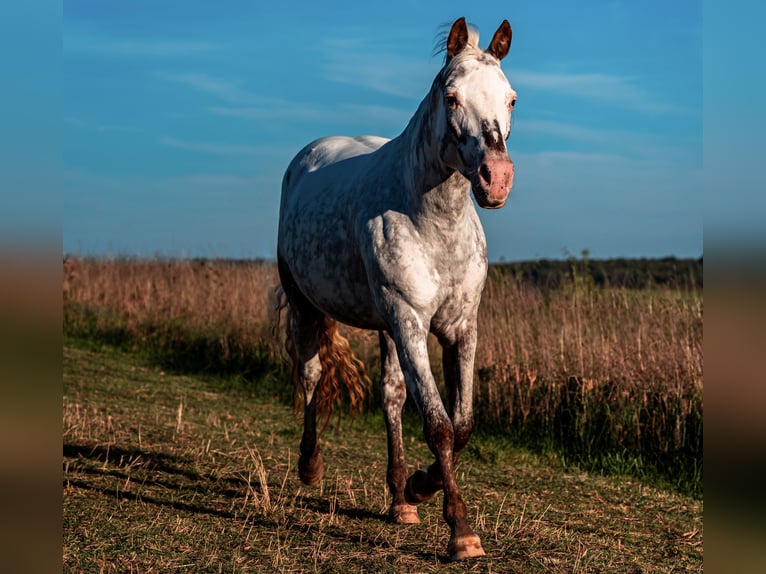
(63, 342), (703, 572)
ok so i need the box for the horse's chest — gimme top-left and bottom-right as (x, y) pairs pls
(369, 217), (487, 323)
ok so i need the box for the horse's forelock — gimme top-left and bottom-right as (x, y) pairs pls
(433, 21), (481, 63)
(465, 24), (480, 50)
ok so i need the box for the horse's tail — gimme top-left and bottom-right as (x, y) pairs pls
(315, 317), (370, 428)
(275, 287), (370, 430)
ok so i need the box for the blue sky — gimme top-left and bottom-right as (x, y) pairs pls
(63, 0), (702, 261)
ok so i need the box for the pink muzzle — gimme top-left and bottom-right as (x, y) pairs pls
(472, 156), (514, 209)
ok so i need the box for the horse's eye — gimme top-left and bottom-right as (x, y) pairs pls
(510, 98), (517, 109)
(445, 94), (459, 110)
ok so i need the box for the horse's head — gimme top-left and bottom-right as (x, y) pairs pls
(436, 17), (517, 209)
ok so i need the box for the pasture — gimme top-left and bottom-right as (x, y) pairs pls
(63, 344), (702, 572)
(63, 257), (703, 571)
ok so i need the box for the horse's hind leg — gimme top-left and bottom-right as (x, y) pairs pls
(280, 263), (325, 486)
(379, 331), (419, 524)
(293, 310), (325, 486)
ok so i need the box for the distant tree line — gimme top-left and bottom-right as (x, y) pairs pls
(86, 254), (702, 291)
(491, 256), (703, 290)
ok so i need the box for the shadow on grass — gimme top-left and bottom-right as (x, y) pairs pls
(295, 493), (387, 523)
(64, 442), (276, 524)
(64, 441), (446, 561)
(65, 478), (249, 522)
(289, 496), (452, 564)
(64, 444), (201, 481)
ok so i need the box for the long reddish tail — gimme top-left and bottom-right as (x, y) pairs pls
(277, 289), (370, 429)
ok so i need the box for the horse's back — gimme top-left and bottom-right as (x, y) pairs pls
(283, 135), (389, 197)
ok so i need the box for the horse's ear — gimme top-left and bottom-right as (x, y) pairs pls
(446, 17), (469, 59)
(487, 20), (512, 61)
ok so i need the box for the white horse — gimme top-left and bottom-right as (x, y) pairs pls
(277, 17), (517, 561)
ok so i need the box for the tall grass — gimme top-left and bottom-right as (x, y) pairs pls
(63, 256), (702, 495)
(475, 268), (702, 492)
(63, 258), (284, 386)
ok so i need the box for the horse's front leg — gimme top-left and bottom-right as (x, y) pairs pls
(403, 324), (480, 506)
(443, 320), (479, 460)
(379, 331), (419, 524)
(390, 310), (485, 561)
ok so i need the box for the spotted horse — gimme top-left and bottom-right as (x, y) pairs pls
(277, 17), (517, 561)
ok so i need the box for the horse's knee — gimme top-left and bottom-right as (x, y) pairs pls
(423, 412), (454, 455)
(381, 375), (406, 415)
(453, 416), (474, 454)
(380, 332), (406, 414)
(300, 355), (322, 401)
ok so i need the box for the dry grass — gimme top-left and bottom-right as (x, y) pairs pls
(63, 257), (703, 494)
(477, 268), (703, 391)
(63, 256), (276, 344)
(63, 344), (703, 572)
(474, 270), (702, 487)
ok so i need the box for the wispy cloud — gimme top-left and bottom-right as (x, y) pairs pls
(158, 73), (253, 104)
(209, 102), (328, 122)
(160, 73), (329, 119)
(166, 173), (261, 187)
(317, 38), (686, 117)
(520, 118), (614, 142)
(318, 35), (437, 100)
(517, 149), (631, 168)
(65, 167), (278, 197)
(512, 148), (702, 198)
(65, 116), (139, 133)
(518, 118), (700, 165)
(159, 72), (413, 128)
(512, 70), (684, 114)
(343, 104), (412, 128)
(210, 101), (411, 128)
(65, 33), (218, 57)
(159, 137), (265, 156)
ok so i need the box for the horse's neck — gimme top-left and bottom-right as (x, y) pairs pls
(393, 96), (472, 227)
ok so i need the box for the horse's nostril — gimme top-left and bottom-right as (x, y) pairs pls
(479, 163), (491, 184)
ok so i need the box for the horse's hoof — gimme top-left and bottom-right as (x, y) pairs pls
(404, 469), (440, 504)
(298, 452), (324, 486)
(389, 503), (420, 524)
(448, 535), (485, 561)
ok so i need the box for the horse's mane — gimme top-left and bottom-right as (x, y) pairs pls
(432, 21), (481, 62)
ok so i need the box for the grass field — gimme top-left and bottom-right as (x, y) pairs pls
(63, 342), (703, 572)
(63, 257), (703, 497)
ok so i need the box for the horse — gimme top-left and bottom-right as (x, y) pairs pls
(277, 17), (517, 561)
